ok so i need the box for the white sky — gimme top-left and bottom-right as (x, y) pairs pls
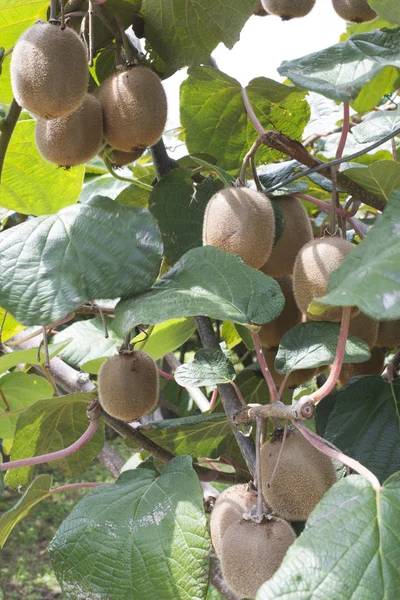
(164, 2), (346, 130)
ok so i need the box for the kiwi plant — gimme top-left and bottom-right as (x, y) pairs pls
(260, 428), (337, 521)
(220, 519), (296, 598)
(99, 146), (145, 168)
(376, 320), (400, 349)
(261, 196), (313, 277)
(339, 347), (386, 385)
(254, 0), (269, 15)
(203, 187), (275, 269)
(35, 94), (103, 167)
(99, 66), (167, 153)
(293, 237), (357, 322)
(210, 484), (257, 557)
(258, 276), (302, 348)
(261, 0), (316, 20)
(331, 0), (377, 22)
(263, 347), (317, 387)
(98, 351), (159, 422)
(11, 22), (88, 120)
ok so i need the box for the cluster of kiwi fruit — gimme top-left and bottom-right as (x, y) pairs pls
(10, 21), (167, 168)
(98, 350), (159, 422)
(210, 428), (336, 597)
(257, 0), (376, 22)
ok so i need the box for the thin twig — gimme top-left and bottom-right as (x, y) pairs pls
(42, 326), (50, 369)
(335, 102), (350, 161)
(238, 138), (262, 186)
(0, 387), (10, 411)
(231, 380), (247, 408)
(241, 87), (265, 136)
(0, 100), (22, 181)
(251, 332), (278, 403)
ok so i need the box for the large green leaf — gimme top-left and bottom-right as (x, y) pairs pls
(180, 68), (309, 171)
(115, 246), (285, 334)
(149, 168), (223, 265)
(352, 104), (400, 144)
(257, 474), (400, 600)
(142, 0), (254, 71)
(175, 349), (236, 387)
(318, 189), (400, 320)
(0, 340), (71, 375)
(0, 372), (53, 439)
(278, 28), (400, 104)
(0, 0), (48, 103)
(275, 322), (370, 373)
(50, 455), (210, 600)
(316, 378), (400, 483)
(369, 0), (400, 24)
(0, 474), (52, 549)
(0, 307), (25, 342)
(0, 121), (85, 215)
(0, 196), (163, 325)
(4, 393), (104, 489)
(343, 161), (400, 201)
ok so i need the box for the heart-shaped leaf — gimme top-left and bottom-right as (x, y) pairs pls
(175, 349), (236, 387)
(115, 246), (285, 334)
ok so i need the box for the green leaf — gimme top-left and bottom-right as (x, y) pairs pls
(318, 189), (400, 320)
(149, 168), (224, 265)
(0, 474), (52, 549)
(130, 318), (197, 362)
(221, 321), (241, 350)
(0, 121), (85, 215)
(316, 378), (400, 483)
(352, 106), (400, 143)
(275, 322), (371, 373)
(175, 349), (236, 387)
(0, 372), (53, 439)
(0, 307), (25, 343)
(4, 393), (104, 489)
(258, 160), (309, 196)
(180, 68), (309, 171)
(343, 161), (400, 201)
(369, 0), (400, 24)
(189, 156), (235, 188)
(50, 455), (210, 600)
(115, 246), (285, 334)
(79, 174), (131, 203)
(0, 196), (163, 325)
(0, 340), (71, 375)
(236, 368), (270, 405)
(257, 474), (400, 600)
(142, 0), (254, 71)
(278, 28), (400, 103)
(350, 66), (399, 113)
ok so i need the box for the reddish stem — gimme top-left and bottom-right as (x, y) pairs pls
(241, 87), (265, 136)
(209, 388), (219, 410)
(158, 369), (175, 380)
(312, 307), (351, 404)
(348, 217), (365, 239)
(295, 421), (380, 491)
(278, 373), (290, 400)
(231, 380), (247, 408)
(336, 103), (350, 160)
(251, 332), (278, 403)
(0, 420), (100, 471)
(48, 482), (106, 495)
(290, 193), (350, 218)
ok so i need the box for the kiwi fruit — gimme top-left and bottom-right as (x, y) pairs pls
(261, 0), (316, 20)
(292, 237), (357, 322)
(331, 0), (377, 22)
(347, 311), (379, 350)
(376, 320), (400, 349)
(220, 518), (296, 598)
(203, 187), (275, 269)
(99, 66), (167, 152)
(11, 22), (88, 120)
(99, 146), (144, 168)
(260, 429), (337, 521)
(261, 197), (313, 277)
(98, 351), (159, 422)
(254, 0), (269, 15)
(258, 276), (302, 348)
(263, 347), (317, 388)
(339, 347), (385, 385)
(35, 94), (103, 167)
(210, 484), (257, 557)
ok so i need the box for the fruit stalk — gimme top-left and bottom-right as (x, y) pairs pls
(0, 99), (21, 180)
(241, 87), (265, 136)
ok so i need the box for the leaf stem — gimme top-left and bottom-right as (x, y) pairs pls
(104, 155), (153, 191)
(241, 87), (265, 136)
(48, 481), (106, 495)
(0, 99), (22, 181)
(335, 103), (350, 161)
(251, 332), (278, 403)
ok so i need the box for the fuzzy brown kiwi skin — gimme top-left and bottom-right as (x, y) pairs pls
(11, 22), (88, 120)
(210, 484), (257, 557)
(264, 346), (317, 388)
(203, 187), (275, 269)
(260, 428), (337, 521)
(99, 146), (145, 168)
(220, 518), (296, 598)
(98, 352), (159, 422)
(258, 276), (302, 348)
(254, 0), (269, 15)
(346, 311), (379, 350)
(331, 0), (377, 23)
(376, 320), (400, 349)
(339, 347), (385, 385)
(99, 66), (167, 152)
(261, 196), (313, 277)
(35, 94), (103, 167)
(261, 0), (316, 19)
(293, 237), (359, 322)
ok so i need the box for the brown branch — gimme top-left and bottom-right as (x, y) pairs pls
(0, 100), (21, 181)
(234, 397), (315, 425)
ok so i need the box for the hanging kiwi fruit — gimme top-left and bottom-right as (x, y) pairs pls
(98, 351), (159, 422)
(210, 484), (257, 557)
(35, 94), (103, 167)
(258, 276), (302, 348)
(99, 66), (167, 153)
(376, 320), (400, 349)
(260, 428), (337, 521)
(339, 347), (386, 385)
(11, 21), (88, 120)
(99, 146), (145, 168)
(293, 237), (358, 322)
(220, 518), (296, 598)
(254, 0), (269, 15)
(331, 0), (377, 23)
(203, 187), (275, 269)
(261, 0), (316, 20)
